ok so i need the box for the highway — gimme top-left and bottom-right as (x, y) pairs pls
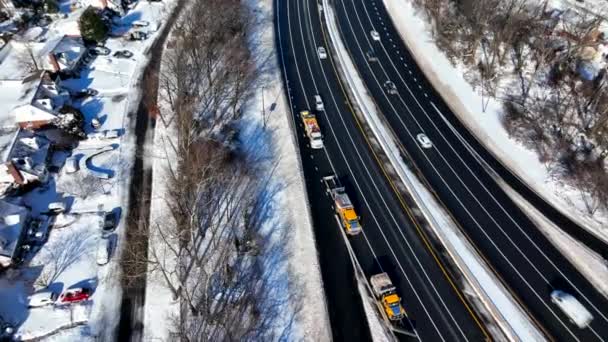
(329, 0), (608, 340)
(276, 0), (494, 340)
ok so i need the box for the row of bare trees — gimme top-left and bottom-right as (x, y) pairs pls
(413, 0), (608, 215)
(124, 0), (298, 340)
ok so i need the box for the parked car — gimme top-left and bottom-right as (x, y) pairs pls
(113, 50), (133, 59)
(416, 133), (433, 149)
(90, 129), (120, 140)
(88, 46), (111, 56)
(26, 216), (50, 245)
(48, 201), (66, 214)
(384, 80), (397, 94)
(132, 20), (149, 27)
(91, 118), (101, 129)
(59, 287), (92, 304)
(73, 88), (98, 99)
(102, 211), (118, 234)
(317, 46), (327, 59)
(28, 290), (58, 308)
(128, 31), (148, 41)
(314, 95), (324, 111)
(371, 30), (380, 41)
(96, 237), (112, 265)
(65, 156), (79, 173)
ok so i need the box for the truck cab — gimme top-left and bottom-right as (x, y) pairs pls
(382, 293), (405, 321)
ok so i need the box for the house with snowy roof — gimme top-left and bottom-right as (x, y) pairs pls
(38, 35), (87, 75)
(0, 199), (29, 268)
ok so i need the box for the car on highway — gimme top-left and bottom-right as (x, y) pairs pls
(384, 80), (397, 94)
(314, 95), (325, 111)
(59, 287), (91, 304)
(370, 30), (380, 41)
(551, 290), (594, 329)
(366, 50), (378, 62)
(317, 46), (327, 59)
(28, 290), (58, 308)
(416, 133), (433, 149)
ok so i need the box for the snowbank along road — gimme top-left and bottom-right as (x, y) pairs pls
(330, 0), (608, 340)
(276, 0), (499, 340)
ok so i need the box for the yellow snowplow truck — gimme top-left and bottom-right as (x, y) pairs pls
(322, 175), (362, 235)
(371, 273), (406, 321)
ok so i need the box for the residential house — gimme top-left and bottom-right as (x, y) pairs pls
(0, 200), (29, 268)
(38, 35), (86, 75)
(0, 129), (51, 193)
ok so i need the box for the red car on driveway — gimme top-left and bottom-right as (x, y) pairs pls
(59, 288), (91, 304)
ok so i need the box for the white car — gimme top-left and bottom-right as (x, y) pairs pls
(28, 290), (58, 308)
(96, 238), (111, 265)
(48, 201), (66, 214)
(65, 156), (79, 174)
(371, 30), (380, 41)
(416, 133), (433, 149)
(318, 46), (327, 59)
(314, 95), (325, 111)
(551, 290), (594, 329)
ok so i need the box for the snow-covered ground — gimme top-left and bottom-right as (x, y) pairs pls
(322, 0), (543, 340)
(0, 1), (174, 340)
(382, 0), (608, 241)
(142, 0), (331, 340)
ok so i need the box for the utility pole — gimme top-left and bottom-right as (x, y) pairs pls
(262, 86), (266, 129)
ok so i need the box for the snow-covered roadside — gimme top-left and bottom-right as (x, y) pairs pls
(322, 1), (543, 340)
(382, 0), (608, 241)
(142, 0), (331, 339)
(499, 181), (608, 298)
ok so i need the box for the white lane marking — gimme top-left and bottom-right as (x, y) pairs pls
(343, 0), (584, 338)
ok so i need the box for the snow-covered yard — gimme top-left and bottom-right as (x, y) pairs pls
(0, 1), (175, 340)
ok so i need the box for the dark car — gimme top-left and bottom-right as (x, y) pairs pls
(73, 88), (98, 99)
(113, 50), (133, 59)
(88, 46), (111, 56)
(128, 31), (147, 41)
(102, 211), (117, 234)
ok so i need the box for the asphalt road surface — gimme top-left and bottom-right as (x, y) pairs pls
(331, 0), (608, 340)
(276, 0), (495, 340)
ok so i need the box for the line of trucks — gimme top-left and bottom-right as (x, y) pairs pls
(300, 105), (408, 327)
(300, 103), (596, 335)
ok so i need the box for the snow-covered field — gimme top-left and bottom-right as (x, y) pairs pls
(382, 0), (608, 241)
(322, 0), (543, 340)
(0, 1), (174, 340)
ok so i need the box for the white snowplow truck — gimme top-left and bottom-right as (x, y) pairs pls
(300, 110), (323, 149)
(322, 175), (362, 235)
(371, 273), (405, 321)
(551, 290), (593, 329)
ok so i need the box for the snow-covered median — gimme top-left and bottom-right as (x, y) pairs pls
(322, 0), (543, 340)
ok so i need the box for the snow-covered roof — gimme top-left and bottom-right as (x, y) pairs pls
(38, 35), (85, 71)
(0, 199), (29, 262)
(2, 129), (50, 170)
(0, 41), (45, 80)
(0, 71), (61, 128)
